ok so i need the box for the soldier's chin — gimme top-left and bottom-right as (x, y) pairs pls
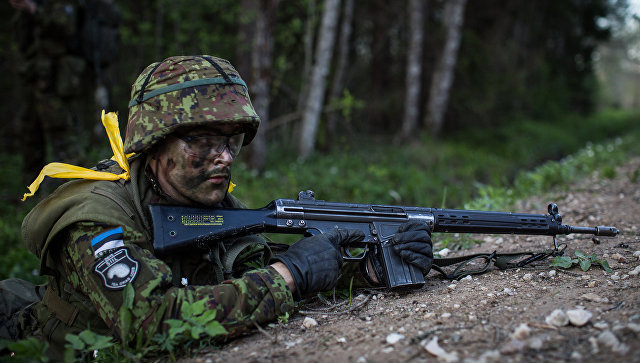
(197, 188), (227, 206)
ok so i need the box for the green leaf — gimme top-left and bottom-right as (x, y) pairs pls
(574, 250), (585, 258)
(579, 259), (591, 271)
(65, 334), (86, 350)
(190, 326), (205, 340)
(550, 256), (574, 268)
(597, 259), (613, 272)
(123, 283), (135, 310)
(168, 325), (188, 340)
(204, 321), (227, 337)
(78, 330), (98, 345)
(89, 335), (115, 350)
(119, 304), (132, 341)
(198, 309), (218, 323)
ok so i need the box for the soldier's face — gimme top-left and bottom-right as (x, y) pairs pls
(150, 125), (239, 206)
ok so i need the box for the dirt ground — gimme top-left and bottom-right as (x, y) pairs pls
(190, 157), (640, 363)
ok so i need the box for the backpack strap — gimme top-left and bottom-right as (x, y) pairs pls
(43, 285), (79, 327)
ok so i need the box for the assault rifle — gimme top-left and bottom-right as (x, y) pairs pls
(150, 191), (618, 288)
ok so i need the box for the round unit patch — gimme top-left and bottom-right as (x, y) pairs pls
(94, 247), (139, 290)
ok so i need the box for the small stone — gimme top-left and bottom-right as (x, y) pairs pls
(597, 330), (630, 355)
(571, 351), (583, 360)
(500, 339), (526, 354)
(594, 321), (609, 330)
(423, 312), (435, 319)
(527, 337), (543, 350)
(337, 337), (347, 344)
(302, 317), (318, 329)
(503, 288), (514, 296)
(423, 336), (459, 362)
(627, 323), (640, 333)
(357, 357), (367, 363)
(448, 283), (457, 290)
(567, 309), (592, 326)
(441, 312), (452, 319)
(629, 265), (640, 276)
(611, 273), (620, 281)
(386, 333), (404, 345)
(476, 350), (501, 363)
(453, 304), (461, 309)
(381, 347), (394, 353)
(510, 323), (531, 340)
(589, 337), (599, 354)
(439, 248), (451, 257)
(581, 293), (609, 303)
(588, 281), (597, 288)
(611, 253), (626, 263)
(548, 270), (557, 277)
(522, 273), (533, 282)
(545, 309), (569, 327)
(633, 251), (640, 260)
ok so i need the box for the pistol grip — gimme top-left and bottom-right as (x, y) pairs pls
(380, 243), (425, 288)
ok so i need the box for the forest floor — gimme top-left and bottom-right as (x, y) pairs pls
(189, 157), (640, 363)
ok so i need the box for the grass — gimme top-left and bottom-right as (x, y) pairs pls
(1, 109), (639, 281)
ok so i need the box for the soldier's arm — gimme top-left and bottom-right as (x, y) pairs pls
(60, 222), (294, 341)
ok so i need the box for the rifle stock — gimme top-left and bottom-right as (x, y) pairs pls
(150, 191), (618, 288)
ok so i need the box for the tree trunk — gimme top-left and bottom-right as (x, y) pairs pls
(425, 0), (466, 135)
(235, 0), (257, 84)
(399, 0), (426, 141)
(326, 0), (354, 148)
(248, 0), (278, 172)
(298, 0), (341, 160)
(298, 0), (317, 112)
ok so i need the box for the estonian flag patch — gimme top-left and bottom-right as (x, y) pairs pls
(91, 227), (125, 257)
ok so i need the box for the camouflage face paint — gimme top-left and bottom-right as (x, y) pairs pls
(152, 134), (233, 206)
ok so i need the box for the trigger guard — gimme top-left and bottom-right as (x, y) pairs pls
(343, 244), (368, 261)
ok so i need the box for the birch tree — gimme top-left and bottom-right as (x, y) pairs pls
(248, 0), (278, 172)
(426, 0), (467, 135)
(326, 0), (354, 145)
(399, 0), (426, 141)
(298, 0), (341, 160)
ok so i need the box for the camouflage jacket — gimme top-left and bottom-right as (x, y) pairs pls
(20, 156), (293, 353)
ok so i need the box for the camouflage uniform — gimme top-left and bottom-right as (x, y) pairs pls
(16, 56), (293, 358)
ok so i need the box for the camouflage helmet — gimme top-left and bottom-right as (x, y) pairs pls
(125, 55), (260, 154)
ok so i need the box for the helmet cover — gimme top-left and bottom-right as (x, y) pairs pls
(125, 55), (260, 153)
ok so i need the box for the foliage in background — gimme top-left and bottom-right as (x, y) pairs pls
(1, 1), (632, 164)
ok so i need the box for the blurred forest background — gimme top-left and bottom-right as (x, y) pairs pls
(1, 0), (640, 281)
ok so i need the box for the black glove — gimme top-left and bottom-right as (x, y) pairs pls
(391, 221), (434, 273)
(272, 229), (365, 299)
(362, 221), (434, 287)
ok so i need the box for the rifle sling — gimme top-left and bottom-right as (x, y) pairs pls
(431, 245), (565, 280)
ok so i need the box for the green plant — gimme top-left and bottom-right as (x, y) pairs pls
(163, 297), (226, 342)
(550, 250), (612, 272)
(0, 337), (49, 363)
(64, 331), (116, 362)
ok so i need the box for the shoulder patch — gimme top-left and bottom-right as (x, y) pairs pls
(91, 227), (125, 257)
(94, 247), (139, 290)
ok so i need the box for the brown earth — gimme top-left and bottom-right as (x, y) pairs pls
(190, 157), (640, 363)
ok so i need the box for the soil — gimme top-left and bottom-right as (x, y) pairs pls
(190, 157), (640, 363)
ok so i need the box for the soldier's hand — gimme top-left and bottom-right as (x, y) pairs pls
(272, 229), (365, 299)
(391, 221), (434, 273)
